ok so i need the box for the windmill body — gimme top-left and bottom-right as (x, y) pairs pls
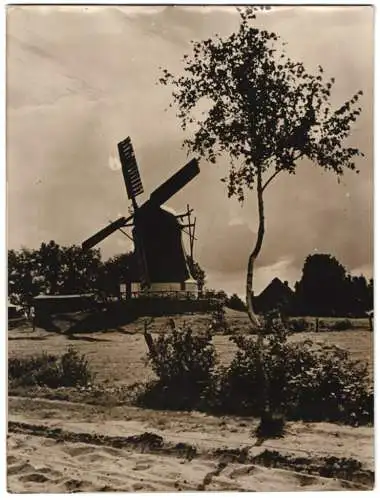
(82, 137), (199, 298)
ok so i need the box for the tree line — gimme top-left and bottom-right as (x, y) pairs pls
(7, 240), (206, 306)
(293, 253), (373, 318)
(8, 242), (372, 318)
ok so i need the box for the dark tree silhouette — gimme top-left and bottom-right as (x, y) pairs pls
(58, 244), (103, 294)
(295, 254), (348, 316)
(226, 293), (247, 311)
(346, 275), (373, 317)
(159, 7), (364, 327)
(295, 253), (373, 317)
(100, 252), (206, 297)
(186, 255), (206, 293)
(367, 278), (374, 312)
(8, 247), (42, 305)
(203, 288), (228, 302)
(100, 252), (139, 296)
(8, 241), (102, 303)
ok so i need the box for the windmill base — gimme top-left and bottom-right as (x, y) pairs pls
(130, 280), (198, 299)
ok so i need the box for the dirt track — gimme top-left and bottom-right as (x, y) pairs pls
(7, 396), (374, 493)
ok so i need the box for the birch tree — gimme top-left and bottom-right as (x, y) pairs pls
(159, 8), (364, 327)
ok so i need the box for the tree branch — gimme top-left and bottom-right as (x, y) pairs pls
(262, 167), (285, 191)
(262, 152), (304, 191)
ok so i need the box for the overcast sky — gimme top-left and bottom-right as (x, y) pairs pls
(6, 5), (373, 296)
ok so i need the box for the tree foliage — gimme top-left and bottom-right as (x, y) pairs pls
(295, 253), (373, 317)
(203, 288), (228, 302)
(159, 7), (364, 324)
(99, 252), (139, 296)
(186, 255), (206, 291)
(8, 241), (102, 304)
(225, 293), (247, 311)
(161, 8), (363, 194)
(295, 254), (347, 316)
(8, 243), (207, 304)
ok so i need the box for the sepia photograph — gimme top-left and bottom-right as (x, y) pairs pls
(6, 2), (374, 493)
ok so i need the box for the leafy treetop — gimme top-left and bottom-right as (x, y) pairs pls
(159, 7), (364, 203)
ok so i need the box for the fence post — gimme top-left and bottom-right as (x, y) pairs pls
(315, 317), (319, 333)
(143, 319), (156, 357)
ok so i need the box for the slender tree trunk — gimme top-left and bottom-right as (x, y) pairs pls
(246, 167), (265, 328)
(245, 166), (273, 429)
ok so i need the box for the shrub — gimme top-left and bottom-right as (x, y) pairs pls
(8, 347), (94, 389)
(138, 312), (373, 425)
(212, 314), (373, 424)
(211, 312), (290, 415)
(287, 317), (311, 333)
(60, 347), (94, 387)
(329, 319), (354, 331)
(138, 325), (216, 410)
(318, 320), (327, 330)
(208, 306), (229, 333)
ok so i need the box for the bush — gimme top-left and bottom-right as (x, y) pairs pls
(329, 319), (354, 331)
(8, 347), (94, 389)
(287, 317), (311, 333)
(208, 306), (229, 333)
(212, 314), (373, 424)
(60, 347), (94, 387)
(211, 312), (290, 415)
(138, 312), (373, 425)
(138, 325), (216, 410)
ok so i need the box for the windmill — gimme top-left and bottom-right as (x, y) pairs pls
(82, 137), (200, 297)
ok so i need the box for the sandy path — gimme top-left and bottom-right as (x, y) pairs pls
(7, 397), (374, 493)
(8, 432), (359, 493)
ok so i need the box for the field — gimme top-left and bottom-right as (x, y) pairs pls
(8, 310), (374, 387)
(7, 310), (374, 493)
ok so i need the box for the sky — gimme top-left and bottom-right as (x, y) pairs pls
(6, 4), (373, 297)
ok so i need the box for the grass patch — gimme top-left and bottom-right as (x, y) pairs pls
(8, 347), (94, 389)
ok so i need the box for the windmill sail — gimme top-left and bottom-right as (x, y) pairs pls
(118, 137), (144, 200)
(81, 131), (200, 283)
(82, 216), (130, 251)
(149, 158), (199, 207)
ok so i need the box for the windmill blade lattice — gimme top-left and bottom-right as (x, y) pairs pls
(118, 137), (144, 201)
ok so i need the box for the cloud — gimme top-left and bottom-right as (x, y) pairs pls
(6, 5), (373, 295)
(108, 155), (121, 171)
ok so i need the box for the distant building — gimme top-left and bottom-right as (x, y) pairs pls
(33, 294), (96, 316)
(254, 278), (295, 314)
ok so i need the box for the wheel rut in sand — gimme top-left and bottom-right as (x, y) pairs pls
(8, 420), (373, 490)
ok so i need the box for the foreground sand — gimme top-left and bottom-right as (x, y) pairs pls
(7, 396), (374, 493)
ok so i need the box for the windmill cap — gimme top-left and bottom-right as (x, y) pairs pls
(160, 204), (178, 216)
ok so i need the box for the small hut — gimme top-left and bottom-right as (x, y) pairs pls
(254, 278), (295, 314)
(32, 294), (96, 317)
